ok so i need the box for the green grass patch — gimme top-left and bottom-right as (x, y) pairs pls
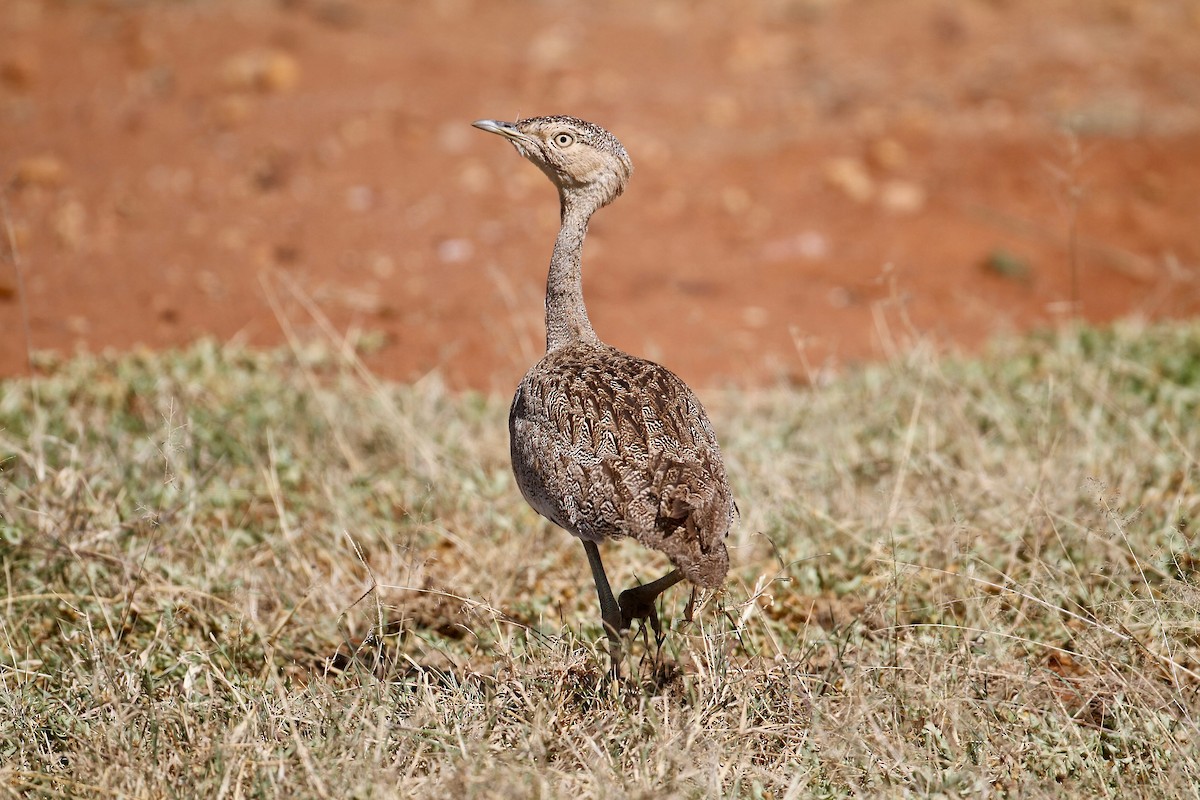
(1, 321), (1199, 797)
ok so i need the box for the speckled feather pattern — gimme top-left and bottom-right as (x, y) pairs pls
(517, 114), (630, 162)
(510, 342), (733, 588)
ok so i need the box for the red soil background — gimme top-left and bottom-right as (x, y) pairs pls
(2, 0), (1199, 392)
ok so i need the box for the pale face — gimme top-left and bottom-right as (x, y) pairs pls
(473, 115), (633, 204)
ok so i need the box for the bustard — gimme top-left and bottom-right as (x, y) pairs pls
(473, 115), (735, 671)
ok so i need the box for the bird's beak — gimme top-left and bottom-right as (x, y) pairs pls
(472, 119), (535, 146)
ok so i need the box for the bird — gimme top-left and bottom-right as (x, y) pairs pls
(472, 114), (735, 673)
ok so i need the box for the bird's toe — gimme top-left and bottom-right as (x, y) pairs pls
(618, 588), (663, 637)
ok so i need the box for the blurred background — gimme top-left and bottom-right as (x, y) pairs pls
(2, 0), (1198, 390)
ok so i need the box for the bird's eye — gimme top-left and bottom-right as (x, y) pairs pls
(553, 132), (575, 148)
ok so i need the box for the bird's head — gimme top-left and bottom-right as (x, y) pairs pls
(473, 115), (633, 211)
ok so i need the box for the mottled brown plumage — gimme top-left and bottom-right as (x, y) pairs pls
(510, 343), (731, 588)
(473, 114), (734, 666)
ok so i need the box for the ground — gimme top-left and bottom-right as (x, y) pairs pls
(2, 0), (1199, 390)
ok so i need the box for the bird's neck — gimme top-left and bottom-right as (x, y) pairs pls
(545, 193), (600, 351)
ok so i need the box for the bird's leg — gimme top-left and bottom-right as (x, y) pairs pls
(618, 569), (684, 645)
(683, 584), (698, 623)
(582, 540), (624, 676)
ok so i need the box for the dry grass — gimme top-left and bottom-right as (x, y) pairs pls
(1, 320), (1199, 798)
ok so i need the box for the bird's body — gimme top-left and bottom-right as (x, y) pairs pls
(472, 114), (733, 666)
(510, 341), (732, 588)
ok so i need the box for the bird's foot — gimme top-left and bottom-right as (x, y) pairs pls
(617, 569), (685, 646)
(617, 584), (664, 645)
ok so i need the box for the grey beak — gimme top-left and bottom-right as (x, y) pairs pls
(472, 119), (534, 145)
(472, 119), (516, 135)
